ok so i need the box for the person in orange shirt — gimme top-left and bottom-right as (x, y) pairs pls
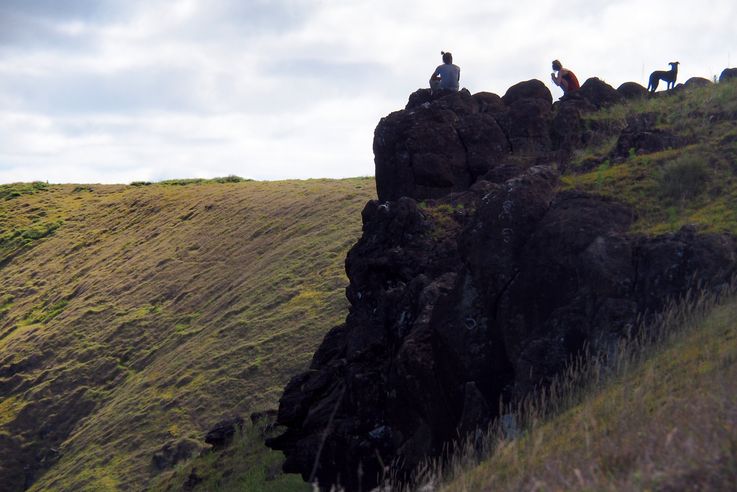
(551, 59), (580, 95)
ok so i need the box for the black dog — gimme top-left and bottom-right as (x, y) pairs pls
(648, 62), (680, 92)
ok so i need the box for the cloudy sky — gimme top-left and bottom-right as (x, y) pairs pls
(0, 0), (735, 184)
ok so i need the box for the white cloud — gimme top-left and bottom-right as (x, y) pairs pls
(0, 0), (735, 183)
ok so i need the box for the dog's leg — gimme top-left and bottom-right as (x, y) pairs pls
(649, 75), (659, 92)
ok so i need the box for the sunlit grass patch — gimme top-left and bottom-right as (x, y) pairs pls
(0, 178), (375, 491)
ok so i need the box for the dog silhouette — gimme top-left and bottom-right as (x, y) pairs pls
(648, 62), (680, 92)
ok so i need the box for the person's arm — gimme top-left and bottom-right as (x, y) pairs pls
(430, 66), (441, 83)
(551, 70), (561, 86)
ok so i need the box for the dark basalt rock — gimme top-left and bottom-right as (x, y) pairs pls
(374, 77), (634, 202)
(269, 83), (737, 490)
(504, 97), (553, 154)
(374, 96), (471, 201)
(405, 88), (434, 110)
(720, 68), (737, 83)
(374, 88), (512, 202)
(612, 113), (685, 160)
(269, 164), (737, 490)
(205, 416), (244, 449)
(617, 82), (648, 100)
(152, 439), (205, 470)
(473, 91), (506, 115)
(502, 79), (553, 106)
(684, 77), (713, 88)
(570, 77), (623, 109)
(551, 100), (587, 156)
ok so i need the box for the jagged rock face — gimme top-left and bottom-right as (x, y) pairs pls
(374, 89), (511, 202)
(374, 78), (641, 202)
(269, 81), (737, 490)
(375, 81), (557, 202)
(269, 164), (737, 489)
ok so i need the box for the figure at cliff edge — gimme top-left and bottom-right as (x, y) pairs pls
(430, 51), (460, 94)
(551, 59), (580, 95)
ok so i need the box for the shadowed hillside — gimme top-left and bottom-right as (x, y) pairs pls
(0, 178), (375, 491)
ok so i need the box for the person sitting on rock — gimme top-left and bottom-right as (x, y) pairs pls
(551, 59), (580, 95)
(430, 51), (460, 94)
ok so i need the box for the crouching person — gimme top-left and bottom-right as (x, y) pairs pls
(551, 59), (580, 95)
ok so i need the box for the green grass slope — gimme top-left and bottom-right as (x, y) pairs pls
(0, 178), (375, 491)
(563, 79), (737, 235)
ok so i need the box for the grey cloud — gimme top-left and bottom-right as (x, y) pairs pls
(0, 0), (125, 21)
(213, 0), (308, 33)
(156, 0), (311, 43)
(0, 0), (133, 49)
(266, 58), (386, 86)
(0, 67), (203, 114)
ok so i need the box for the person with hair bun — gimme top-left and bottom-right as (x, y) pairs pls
(430, 51), (460, 93)
(551, 59), (580, 95)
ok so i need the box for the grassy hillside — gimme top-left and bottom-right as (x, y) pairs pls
(563, 79), (737, 235)
(0, 178), (375, 491)
(2, 79), (737, 492)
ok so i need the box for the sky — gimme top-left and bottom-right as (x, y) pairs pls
(0, 0), (735, 184)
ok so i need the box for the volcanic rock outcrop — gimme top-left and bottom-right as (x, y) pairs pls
(268, 81), (737, 490)
(721, 68), (737, 83)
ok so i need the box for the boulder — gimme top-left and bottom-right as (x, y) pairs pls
(374, 98), (470, 201)
(152, 438), (205, 470)
(504, 98), (552, 154)
(617, 82), (648, 100)
(502, 79), (552, 106)
(720, 68), (737, 83)
(405, 88), (434, 110)
(473, 91), (506, 115)
(612, 113), (685, 160)
(684, 77), (712, 89)
(573, 77), (624, 108)
(633, 225), (737, 313)
(374, 89), (511, 201)
(456, 113), (511, 179)
(551, 100), (586, 155)
(204, 416), (244, 449)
